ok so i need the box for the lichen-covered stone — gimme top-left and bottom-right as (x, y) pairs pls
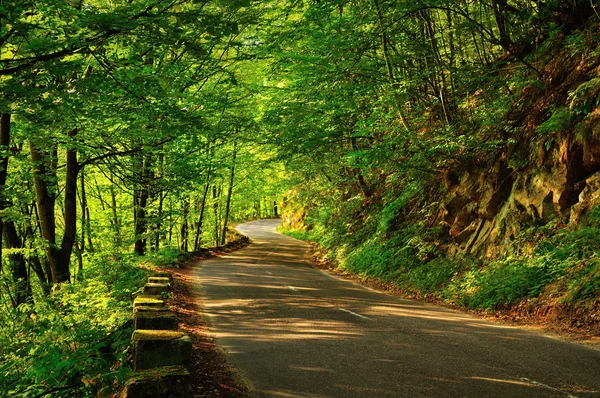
(133, 306), (171, 314)
(148, 276), (171, 285)
(121, 366), (192, 398)
(133, 296), (165, 308)
(134, 312), (179, 330)
(132, 330), (192, 371)
(152, 272), (173, 282)
(143, 283), (170, 295)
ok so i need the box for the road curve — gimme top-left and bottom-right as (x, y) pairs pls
(194, 219), (600, 398)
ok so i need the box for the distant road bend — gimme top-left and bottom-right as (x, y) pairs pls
(195, 219), (600, 398)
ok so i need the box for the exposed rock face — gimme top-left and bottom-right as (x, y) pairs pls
(442, 133), (600, 257)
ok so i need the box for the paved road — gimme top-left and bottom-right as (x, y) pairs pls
(195, 219), (600, 398)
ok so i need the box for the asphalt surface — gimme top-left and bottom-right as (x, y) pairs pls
(195, 219), (600, 398)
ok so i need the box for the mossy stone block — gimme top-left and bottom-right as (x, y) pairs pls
(121, 366), (192, 398)
(133, 296), (165, 308)
(132, 330), (192, 371)
(134, 312), (179, 330)
(152, 272), (173, 282)
(133, 306), (171, 314)
(148, 276), (171, 285)
(143, 283), (170, 295)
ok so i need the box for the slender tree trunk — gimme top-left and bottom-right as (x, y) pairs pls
(491, 0), (511, 48)
(0, 114), (32, 305)
(0, 113), (10, 275)
(212, 184), (220, 246)
(168, 197), (173, 246)
(4, 222), (30, 307)
(221, 143), (237, 246)
(372, 0), (411, 132)
(193, 180), (211, 251)
(154, 191), (164, 250)
(134, 153), (152, 255)
(109, 182), (120, 246)
(79, 170), (94, 252)
(134, 188), (148, 255)
(180, 196), (189, 252)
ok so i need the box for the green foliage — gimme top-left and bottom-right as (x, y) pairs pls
(568, 78), (600, 115)
(0, 256), (151, 397)
(536, 107), (573, 134)
(141, 247), (191, 268)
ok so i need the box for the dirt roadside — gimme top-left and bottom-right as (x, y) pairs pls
(165, 242), (250, 398)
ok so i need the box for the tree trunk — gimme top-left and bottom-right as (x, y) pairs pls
(134, 153), (152, 255)
(155, 191), (165, 251)
(0, 113), (32, 305)
(30, 129), (79, 284)
(108, 178), (120, 246)
(0, 113), (9, 275)
(180, 196), (189, 252)
(491, 0), (511, 48)
(193, 180), (211, 251)
(212, 184), (220, 246)
(79, 169), (94, 252)
(134, 188), (148, 255)
(221, 143), (237, 246)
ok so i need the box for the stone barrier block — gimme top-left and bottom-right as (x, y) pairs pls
(133, 305), (171, 314)
(134, 311), (179, 330)
(133, 296), (165, 308)
(152, 272), (173, 282)
(143, 283), (170, 295)
(147, 276), (171, 285)
(132, 330), (192, 371)
(121, 366), (192, 398)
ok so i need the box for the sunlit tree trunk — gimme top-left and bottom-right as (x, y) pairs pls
(221, 142), (237, 245)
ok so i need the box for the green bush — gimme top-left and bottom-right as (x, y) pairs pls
(0, 255), (151, 397)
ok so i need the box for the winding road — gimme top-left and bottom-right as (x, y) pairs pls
(195, 219), (600, 398)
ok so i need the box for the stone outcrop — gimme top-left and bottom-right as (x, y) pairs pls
(441, 126), (600, 257)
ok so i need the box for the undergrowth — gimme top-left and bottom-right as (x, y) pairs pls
(281, 206), (600, 316)
(0, 251), (161, 398)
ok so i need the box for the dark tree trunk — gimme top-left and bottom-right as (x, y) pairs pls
(491, 0), (512, 48)
(154, 191), (165, 251)
(0, 113), (9, 274)
(193, 180), (211, 251)
(4, 221), (31, 306)
(0, 113), (32, 305)
(134, 189), (148, 255)
(180, 196), (189, 252)
(79, 169), (94, 253)
(221, 143), (237, 246)
(134, 153), (152, 256)
(30, 129), (79, 284)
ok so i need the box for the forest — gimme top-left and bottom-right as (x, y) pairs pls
(1, 0), (600, 396)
